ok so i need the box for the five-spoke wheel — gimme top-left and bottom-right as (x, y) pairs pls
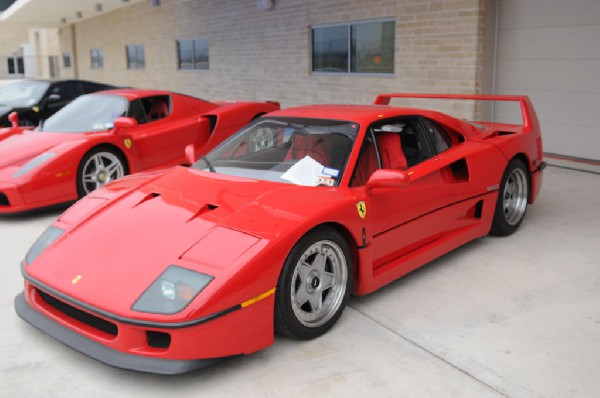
(77, 147), (127, 197)
(275, 226), (352, 339)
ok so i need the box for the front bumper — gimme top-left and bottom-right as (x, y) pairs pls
(15, 276), (275, 374)
(15, 293), (223, 374)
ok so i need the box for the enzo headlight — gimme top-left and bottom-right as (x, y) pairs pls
(13, 152), (57, 178)
(132, 265), (213, 315)
(25, 226), (64, 264)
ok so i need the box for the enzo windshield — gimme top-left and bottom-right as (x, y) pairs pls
(0, 80), (49, 107)
(193, 117), (359, 186)
(40, 94), (128, 133)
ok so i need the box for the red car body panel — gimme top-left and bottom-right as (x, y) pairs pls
(15, 93), (544, 373)
(0, 89), (279, 213)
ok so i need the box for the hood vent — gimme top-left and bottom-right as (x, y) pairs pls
(133, 192), (161, 207)
(187, 203), (219, 222)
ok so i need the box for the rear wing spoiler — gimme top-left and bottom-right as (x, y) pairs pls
(373, 93), (539, 132)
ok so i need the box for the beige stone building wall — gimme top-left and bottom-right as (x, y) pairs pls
(28, 28), (61, 79)
(0, 21), (30, 78)
(72, 0), (489, 119)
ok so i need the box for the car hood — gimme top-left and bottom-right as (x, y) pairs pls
(0, 130), (79, 168)
(26, 166), (344, 320)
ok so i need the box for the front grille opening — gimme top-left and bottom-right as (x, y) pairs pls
(146, 330), (171, 349)
(38, 289), (118, 336)
(0, 192), (9, 206)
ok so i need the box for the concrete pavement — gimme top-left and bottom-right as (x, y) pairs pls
(1, 163), (598, 397)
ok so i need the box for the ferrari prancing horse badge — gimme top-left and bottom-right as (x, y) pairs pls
(356, 201), (366, 219)
(124, 139), (132, 149)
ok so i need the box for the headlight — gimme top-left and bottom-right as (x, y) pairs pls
(132, 265), (213, 315)
(25, 226), (64, 264)
(13, 152), (57, 178)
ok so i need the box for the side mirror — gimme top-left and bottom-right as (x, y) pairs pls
(8, 111), (19, 128)
(112, 117), (138, 133)
(366, 169), (410, 194)
(185, 143), (197, 166)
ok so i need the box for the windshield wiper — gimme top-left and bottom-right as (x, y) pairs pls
(202, 156), (216, 173)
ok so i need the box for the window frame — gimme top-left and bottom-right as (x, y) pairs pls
(176, 39), (209, 70)
(90, 48), (104, 69)
(311, 18), (395, 77)
(126, 44), (145, 70)
(62, 52), (72, 69)
(7, 56), (25, 75)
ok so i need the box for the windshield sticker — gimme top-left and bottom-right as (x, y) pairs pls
(317, 176), (335, 186)
(322, 167), (340, 178)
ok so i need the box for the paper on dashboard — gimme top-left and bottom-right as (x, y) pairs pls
(280, 155), (324, 186)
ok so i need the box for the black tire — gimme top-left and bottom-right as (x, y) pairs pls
(76, 146), (128, 197)
(490, 158), (530, 236)
(274, 226), (353, 340)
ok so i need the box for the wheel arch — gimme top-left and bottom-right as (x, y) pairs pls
(319, 221), (361, 288)
(81, 143), (131, 174)
(510, 152), (532, 201)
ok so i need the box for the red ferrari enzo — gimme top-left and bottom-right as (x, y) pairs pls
(15, 93), (545, 374)
(0, 89), (279, 213)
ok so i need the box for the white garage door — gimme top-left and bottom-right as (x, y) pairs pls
(494, 0), (600, 160)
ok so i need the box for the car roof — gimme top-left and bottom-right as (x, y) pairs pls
(266, 104), (450, 125)
(89, 89), (177, 100)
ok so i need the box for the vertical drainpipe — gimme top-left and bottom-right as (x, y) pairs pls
(70, 23), (79, 79)
(480, 0), (500, 121)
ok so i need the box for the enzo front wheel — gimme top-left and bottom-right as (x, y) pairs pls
(490, 158), (530, 236)
(77, 147), (127, 197)
(274, 226), (352, 340)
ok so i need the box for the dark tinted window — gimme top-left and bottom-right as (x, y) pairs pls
(50, 82), (81, 101)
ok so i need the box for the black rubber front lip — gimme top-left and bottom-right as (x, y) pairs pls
(14, 292), (231, 374)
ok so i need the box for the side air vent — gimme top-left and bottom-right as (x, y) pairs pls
(205, 115), (217, 134)
(449, 158), (469, 182)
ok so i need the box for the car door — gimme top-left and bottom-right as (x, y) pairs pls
(125, 95), (201, 169)
(353, 116), (501, 270)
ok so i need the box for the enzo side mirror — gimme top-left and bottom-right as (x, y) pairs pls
(8, 111), (19, 128)
(185, 143), (198, 166)
(366, 169), (410, 194)
(112, 117), (138, 134)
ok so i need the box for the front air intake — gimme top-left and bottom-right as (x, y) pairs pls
(0, 192), (9, 206)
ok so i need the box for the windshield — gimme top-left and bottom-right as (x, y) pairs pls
(192, 117), (359, 186)
(40, 94), (128, 133)
(0, 80), (49, 107)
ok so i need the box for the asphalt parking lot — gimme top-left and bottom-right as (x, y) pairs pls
(1, 163), (599, 397)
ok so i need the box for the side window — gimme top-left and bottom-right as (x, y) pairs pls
(82, 82), (110, 94)
(373, 118), (431, 168)
(140, 96), (171, 122)
(421, 118), (452, 154)
(50, 82), (80, 101)
(128, 100), (147, 124)
(350, 118), (437, 186)
(350, 132), (378, 187)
